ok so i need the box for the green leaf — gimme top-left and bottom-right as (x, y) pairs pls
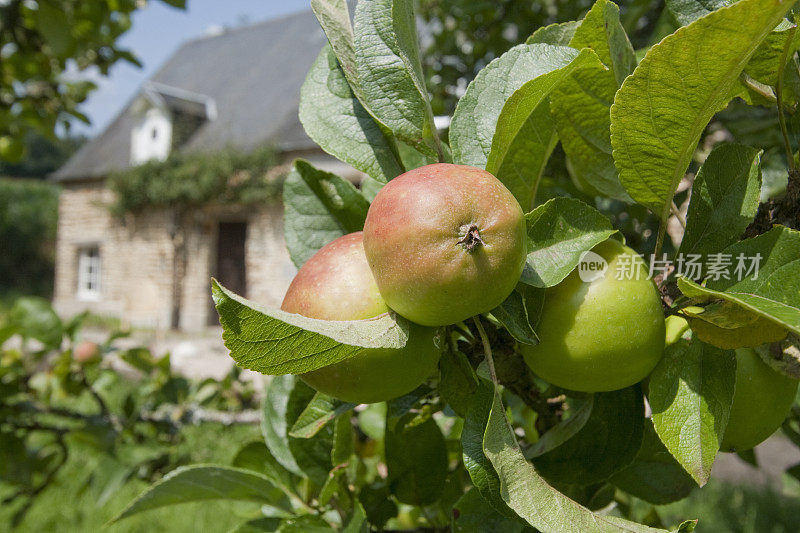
(486, 49), (604, 210)
(532, 386), (644, 486)
(521, 197), (616, 288)
(490, 286), (541, 346)
(289, 392), (356, 439)
(438, 348), (479, 417)
(526, 21), (580, 46)
(354, 0), (438, 157)
(35, 3), (74, 58)
(262, 376), (335, 487)
(679, 144), (763, 259)
(666, 0), (731, 26)
(299, 45), (403, 183)
(385, 411), (448, 506)
(525, 396), (593, 459)
(648, 339), (736, 486)
(274, 515), (336, 532)
(212, 280), (409, 375)
(745, 20), (800, 88)
(285, 379), (334, 486)
(706, 226), (800, 294)
(570, 0), (637, 87)
(682, 300), (780, 328)
(551, 65), (631, 201)
(359, 482), (397, 529)
(677, 226), (800, 336)
(111, 465), (285, 523)
(342, 501), (368, 533)
(481, 382), (672, 532)
(262, 375), (305, 477)
(7, 296), (63, 349)
(461, 381), (516, 518)
(450, 43), (580, 169)
(787, 462), (800, 483)
(452, 488), (524, 533)
(310, 0), (360, 94)
(549, 0), (637, 202)
(230, 518), (283, 533)
(283, 159), (370, 268)
(331, 409), (355, 466)
(610, 0), (792, 221)
(679, 277), (800, 337)
(231, 441), (296, 496)
(610, 419), (697, 504)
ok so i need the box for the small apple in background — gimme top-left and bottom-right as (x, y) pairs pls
(281, 232), (440, 404)
(363, 163), (527, 327)
(720, 347), (799, 452)
(73, 341), (101, 363)
(520, 239), (665, 392)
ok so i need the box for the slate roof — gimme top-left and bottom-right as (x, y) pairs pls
(53, 9), (327, 181)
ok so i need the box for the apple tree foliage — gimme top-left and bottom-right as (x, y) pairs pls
(115, 0), (800, 531)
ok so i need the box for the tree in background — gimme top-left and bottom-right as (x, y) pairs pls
(0, 131), (85, 179)
(0, 178), (59, 299)
(418, 0), (668, 115)
(0, 0), (185, 162)
(0, 130), (84, 300)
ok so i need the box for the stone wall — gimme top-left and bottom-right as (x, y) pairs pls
(53, 181), (297, 332)
(54, 181), (174, 329)
(245, 204), (297, 310)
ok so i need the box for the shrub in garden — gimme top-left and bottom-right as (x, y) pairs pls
(0, 298), (259, 528)
(111, 0), (800, 531)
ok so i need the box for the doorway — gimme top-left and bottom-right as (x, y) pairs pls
(210, 221), (247, 325)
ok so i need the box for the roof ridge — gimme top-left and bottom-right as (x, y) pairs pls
(178, 7), (313, 47)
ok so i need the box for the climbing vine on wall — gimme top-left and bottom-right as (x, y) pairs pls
(108, 146), (283, 216)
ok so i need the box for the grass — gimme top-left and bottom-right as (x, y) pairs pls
(658, 479), (800, 533)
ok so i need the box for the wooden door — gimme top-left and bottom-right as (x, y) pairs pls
(211, 221), (247, 324)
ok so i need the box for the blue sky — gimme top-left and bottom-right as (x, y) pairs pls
(73, 0), (310, 137)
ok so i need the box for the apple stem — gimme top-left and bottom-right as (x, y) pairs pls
(457, 224), (484, 252)
(473, 316), (497, 384)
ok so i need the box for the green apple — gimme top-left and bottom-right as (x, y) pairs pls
(520, 239), (665, 392)
(720, 347), (798, 452)
(281, 232), (440, 403)
(362, 163), (527, 326)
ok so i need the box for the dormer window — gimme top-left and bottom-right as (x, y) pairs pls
(130, 82), (215, 165)
(130, 106), (172, 165)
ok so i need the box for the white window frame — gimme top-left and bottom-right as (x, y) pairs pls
(77, 246), (102, 301)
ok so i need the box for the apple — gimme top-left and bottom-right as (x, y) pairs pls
(720, 347), (799, 452)
(73, 341), (100, 363)
(520, 239), (665, 392)
(362, 163), (527, 326)
(281, 232), (440, 403)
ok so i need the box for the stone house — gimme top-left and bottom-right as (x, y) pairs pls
(51, 10), (361, 331)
